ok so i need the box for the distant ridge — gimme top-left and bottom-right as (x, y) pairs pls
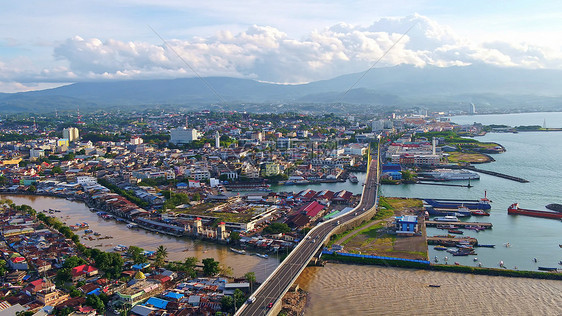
(1, 64), (561, 113)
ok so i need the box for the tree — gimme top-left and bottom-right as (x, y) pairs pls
(127, 246), (147, 264)
(155, 245), (168, 268)
(229, 231), (241, 245)
(183, 257), (198, 270)
(262, 223), (291, 235)
(0, 259), (7, 277)
(85, 294), (105, 314)
(220, 295), (234, 313)
(52, 166), (63, 174)
(63, 256), (86, 269)
(244, 272), (256, 293)
(233, 289), (246, 311)
(202, 258), (220, 276)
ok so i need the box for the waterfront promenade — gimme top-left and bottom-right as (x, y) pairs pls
(237, 154), (381, 316)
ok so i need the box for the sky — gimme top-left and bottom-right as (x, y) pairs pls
(0, 0), (561, 92)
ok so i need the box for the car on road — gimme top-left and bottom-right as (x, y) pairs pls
(247, 296), (256, 304)
(267, 302), (274, 308)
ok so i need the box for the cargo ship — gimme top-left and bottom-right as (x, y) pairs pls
(507, 203), (562, 219)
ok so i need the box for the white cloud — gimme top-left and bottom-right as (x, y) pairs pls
(2, 13), (562, 91)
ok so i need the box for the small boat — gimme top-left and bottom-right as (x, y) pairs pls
(256, 253), (269, 258)
(470, 209), (490, 216)
(434, 246), (447, 251)
(434, 256), (439, 262)
(499, 261), (504, 267)
(476, 244), (495, 248)
(84, 229), (93, 234)
(94, 232), (101, 236)
(230, 248), (246, 255)
(126, 223), (138, 229)
(504, 243), (511, 247)
(454, 262), (460, 265)
(448, 229), (463, 234)
(473, 257), (478, 261)
(428, 284), (441, 288)
(538, 267), (559, 272)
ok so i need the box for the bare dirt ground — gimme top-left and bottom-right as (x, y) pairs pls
(336, 198), (428, 260)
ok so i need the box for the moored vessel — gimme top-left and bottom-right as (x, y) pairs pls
(508, 203), (562, 219)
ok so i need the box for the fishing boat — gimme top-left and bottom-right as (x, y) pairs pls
(230, 248), (246, 255)
(348, 173), (359, 183)
(470, 209), (490, 216)
(476, 244), (495, 248)
(448, 229), (463, 234)
(434, 245), (447, 251)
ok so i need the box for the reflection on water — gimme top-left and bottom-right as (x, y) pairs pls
(297, 264), (562, 315)
(2, 194), (279, 282)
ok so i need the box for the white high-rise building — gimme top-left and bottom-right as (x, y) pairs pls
(170, 127), (199, 145)
(215, 131), (220, 148)
(63, 127), (79, 142)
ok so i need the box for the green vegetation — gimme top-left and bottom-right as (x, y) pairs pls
(98, 178), (149, 208)
(202, 258), (220, 276)
(161, 190), (190, 210)
(262, 222), (291, 235)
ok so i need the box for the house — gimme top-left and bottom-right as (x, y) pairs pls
(394, 215), (419, 236)
(71, 265), (98, 281)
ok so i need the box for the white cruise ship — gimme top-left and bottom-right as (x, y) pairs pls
(419, 169), (480, 181)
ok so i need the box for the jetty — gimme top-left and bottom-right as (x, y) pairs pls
(463, 166), (529, 183)
(417, 181), (472, 188)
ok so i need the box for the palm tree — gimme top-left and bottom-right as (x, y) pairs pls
(244, 272), (256, 293)
(155, 245), (168, 267)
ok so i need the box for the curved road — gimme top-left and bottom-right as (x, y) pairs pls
(237, 156), (380, 316)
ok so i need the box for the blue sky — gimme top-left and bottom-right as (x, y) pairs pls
(0, 0), (561, 92)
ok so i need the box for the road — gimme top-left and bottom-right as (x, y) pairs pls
(237, 156), (380, 316)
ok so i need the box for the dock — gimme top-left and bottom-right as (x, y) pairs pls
(427, 236), (478, 246)
(425, 221), (492, 229)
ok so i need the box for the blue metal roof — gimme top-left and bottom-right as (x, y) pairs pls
(145, 297), (169, 309)
(164, 292), (184, 300)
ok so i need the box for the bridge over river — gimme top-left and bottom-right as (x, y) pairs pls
(237, 145), (381, 316)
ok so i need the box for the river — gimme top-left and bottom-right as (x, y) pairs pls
(0, 194), (279, 282)
(296, 264), (562, 315)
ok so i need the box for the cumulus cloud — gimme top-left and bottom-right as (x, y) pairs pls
(3, 14), (562, 89)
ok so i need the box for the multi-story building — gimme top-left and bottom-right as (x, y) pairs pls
(63, 127), (80, 142)
(170, 127), (199, 145)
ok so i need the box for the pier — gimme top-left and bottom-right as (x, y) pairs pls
(425, 220), (492, 229)
(427, 236), (478, 246)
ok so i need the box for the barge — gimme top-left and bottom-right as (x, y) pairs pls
(507, 203), (562, 220)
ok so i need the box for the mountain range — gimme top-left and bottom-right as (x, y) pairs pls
(1, 64), (561, 113)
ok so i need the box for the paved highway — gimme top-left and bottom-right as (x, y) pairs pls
(237, 156), (380, 316)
